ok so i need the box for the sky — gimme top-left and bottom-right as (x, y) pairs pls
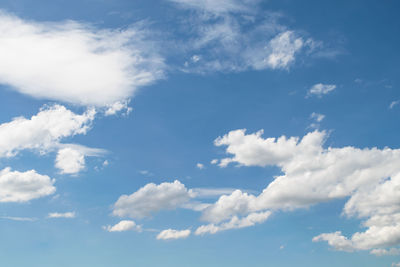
(0, 0), (399, 266)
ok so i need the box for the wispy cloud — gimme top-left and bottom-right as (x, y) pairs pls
(389, 100), (399, 109)
(47, 212), (76, 219)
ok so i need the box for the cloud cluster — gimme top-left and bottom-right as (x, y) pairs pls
(208, 129), (400, 253)
(0, 167), (55, 202)
(0, 11), (164, 106)
(0, 104), (95, 158)
(167, 0), (314, 73)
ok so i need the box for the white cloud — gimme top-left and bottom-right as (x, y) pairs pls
(0, 167), (55, 202)
(55, 148), (85, 174)
(309, 112), (325, 129)
(210, 159), (218, 165)
(168, 0), (259, 14)
(167, 0), (316, 73)
(105, 100), (133, 116)
(0, 216), (37, 222)
(393, 262), (400, 267)
(0, 104), (95, 158)
(370, 248), (400, 256)
(47, 212), (76, 219)
(389, 100), (399, 109)
(310, 112), (325, 123)
(196, 163), (205, 169)
(307, 83), (336, 97)
(209, 128), (400, 252)
(195, 211), (271, 235)
(0, 11), (164, 106)
(113, 180), (194, 218)
(266, 31), (304, 70)
(191, 188), (239, 198)
(157, 228), (191, 240)
(105, 220), (142, 232)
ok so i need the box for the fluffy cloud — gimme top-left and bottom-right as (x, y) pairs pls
(0, 11), (164, 106)
(47, 212), (76, 219)
(307, 83), (336, 97)
(55, 148), (85, 174)
(209, 129), (400, 252)
(113, 180), (194, 218)
(105, 220), (142, 232)
(157, 229), (191, 240)
(195, 211), (271, 235)
(0, 104), (95, 158)
(0, 167), (56, 202)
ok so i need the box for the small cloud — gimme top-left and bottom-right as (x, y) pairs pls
(196, 163), (205, 169)
(139, 170), (153, 176)
(307, 83), (336, 98)
(280, 245), (285, 250)
(354, 78), (363, 84)
(210, 159), (219, 165)
(104, 220), (142, 232)
(191, 55), (201, 63)
(310, 112), (325, 123)
(47, 212), (76, 219)
(156, 229), (191, 240)
(389, 100), (399, 109)
(104, 100), (133, 116)
(102, 160), (109, 167)
(309, 112), (325, 129)
(0, 216), (37, 222)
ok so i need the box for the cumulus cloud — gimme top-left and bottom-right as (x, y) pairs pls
(0, 104), (95, 158)
(0, 11), (164, 106)
(105, 220), (142, 232)
(47, 212), (76, 219)
(210, 128), (400, 252)
(307, 83), (336, 97)
(0, 167), (55, 202)
(195, 211), (271, 235)
(55, 148), (85, 174)
(113, 180), (194, 218)
(157, 228), (191, 240)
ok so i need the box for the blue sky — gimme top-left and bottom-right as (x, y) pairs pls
(0, 0), (399, 266)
